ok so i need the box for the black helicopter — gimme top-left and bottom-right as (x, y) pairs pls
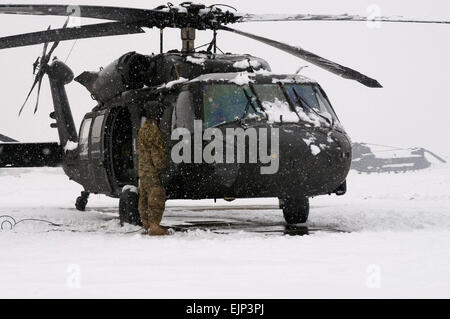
(0, 3), (449, 226)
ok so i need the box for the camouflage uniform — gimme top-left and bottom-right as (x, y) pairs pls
(138, 119), (168, 229)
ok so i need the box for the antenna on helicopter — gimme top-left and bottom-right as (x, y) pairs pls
(295, 65), (309, 75)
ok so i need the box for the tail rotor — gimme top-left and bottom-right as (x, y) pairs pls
(19, 18), (70, 116)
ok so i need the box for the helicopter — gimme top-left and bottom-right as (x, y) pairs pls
(351, 143), (447, 174)
(0, 2), (449, 226)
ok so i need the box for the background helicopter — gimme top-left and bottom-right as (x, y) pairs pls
(351, 142), (447, 174)
(0, 2), (449, 226)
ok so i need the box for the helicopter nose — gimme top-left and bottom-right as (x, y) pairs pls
(203, 123), (352, 198)
(276, 125), (352, 195)
(280, 126), (351, 164)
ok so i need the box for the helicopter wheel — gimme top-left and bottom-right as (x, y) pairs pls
(119, 189), (141, 227)
(280, 196), (310, 224)
(75, 191), (89, 211)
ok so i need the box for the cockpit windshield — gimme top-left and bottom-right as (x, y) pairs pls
(252, 84), (299, 123)
(202, 82), (340, 129)
(284, 84), (339, 123)
(202, 84), (263, 128)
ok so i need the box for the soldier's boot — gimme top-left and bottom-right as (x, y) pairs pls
(147, 190), (169, 236)
(138, 187), (150, 235)
(141, 220), (150, 235)
(148, 223), (170, 236)
(147, 206), (169, 236)
(139, 213), (150, 235)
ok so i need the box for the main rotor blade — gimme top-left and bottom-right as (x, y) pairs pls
(0, 133), (18, 143)
(0, 22), (145, 50)
(41, 26), (51, 58)
(0, 4), (154, 23)
(19, 72), (43, 116)
(33, 76), (44, 114)
(221, 26), (382, 88)
(45, 16), (70, 62)
(237, 13), (450, 25)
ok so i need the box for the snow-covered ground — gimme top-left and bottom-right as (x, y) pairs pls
(1, 163), (449, 298)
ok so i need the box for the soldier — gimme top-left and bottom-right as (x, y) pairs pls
(138, 108), (170, 236)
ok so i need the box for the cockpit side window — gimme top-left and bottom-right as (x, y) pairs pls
(79, 118), (92, 159)
(315, 88), (339, 120)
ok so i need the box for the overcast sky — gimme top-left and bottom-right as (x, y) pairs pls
(0, 0), (449, 156)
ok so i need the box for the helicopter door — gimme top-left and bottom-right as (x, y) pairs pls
(88, 111), (112, 194)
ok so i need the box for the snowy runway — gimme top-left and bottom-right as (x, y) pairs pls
(1, 166), (449, 298)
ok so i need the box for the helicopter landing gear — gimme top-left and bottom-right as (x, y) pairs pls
(119, 189), (141, 226)
(75, 191), (90, 211)
(280, 196), (310, 224)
